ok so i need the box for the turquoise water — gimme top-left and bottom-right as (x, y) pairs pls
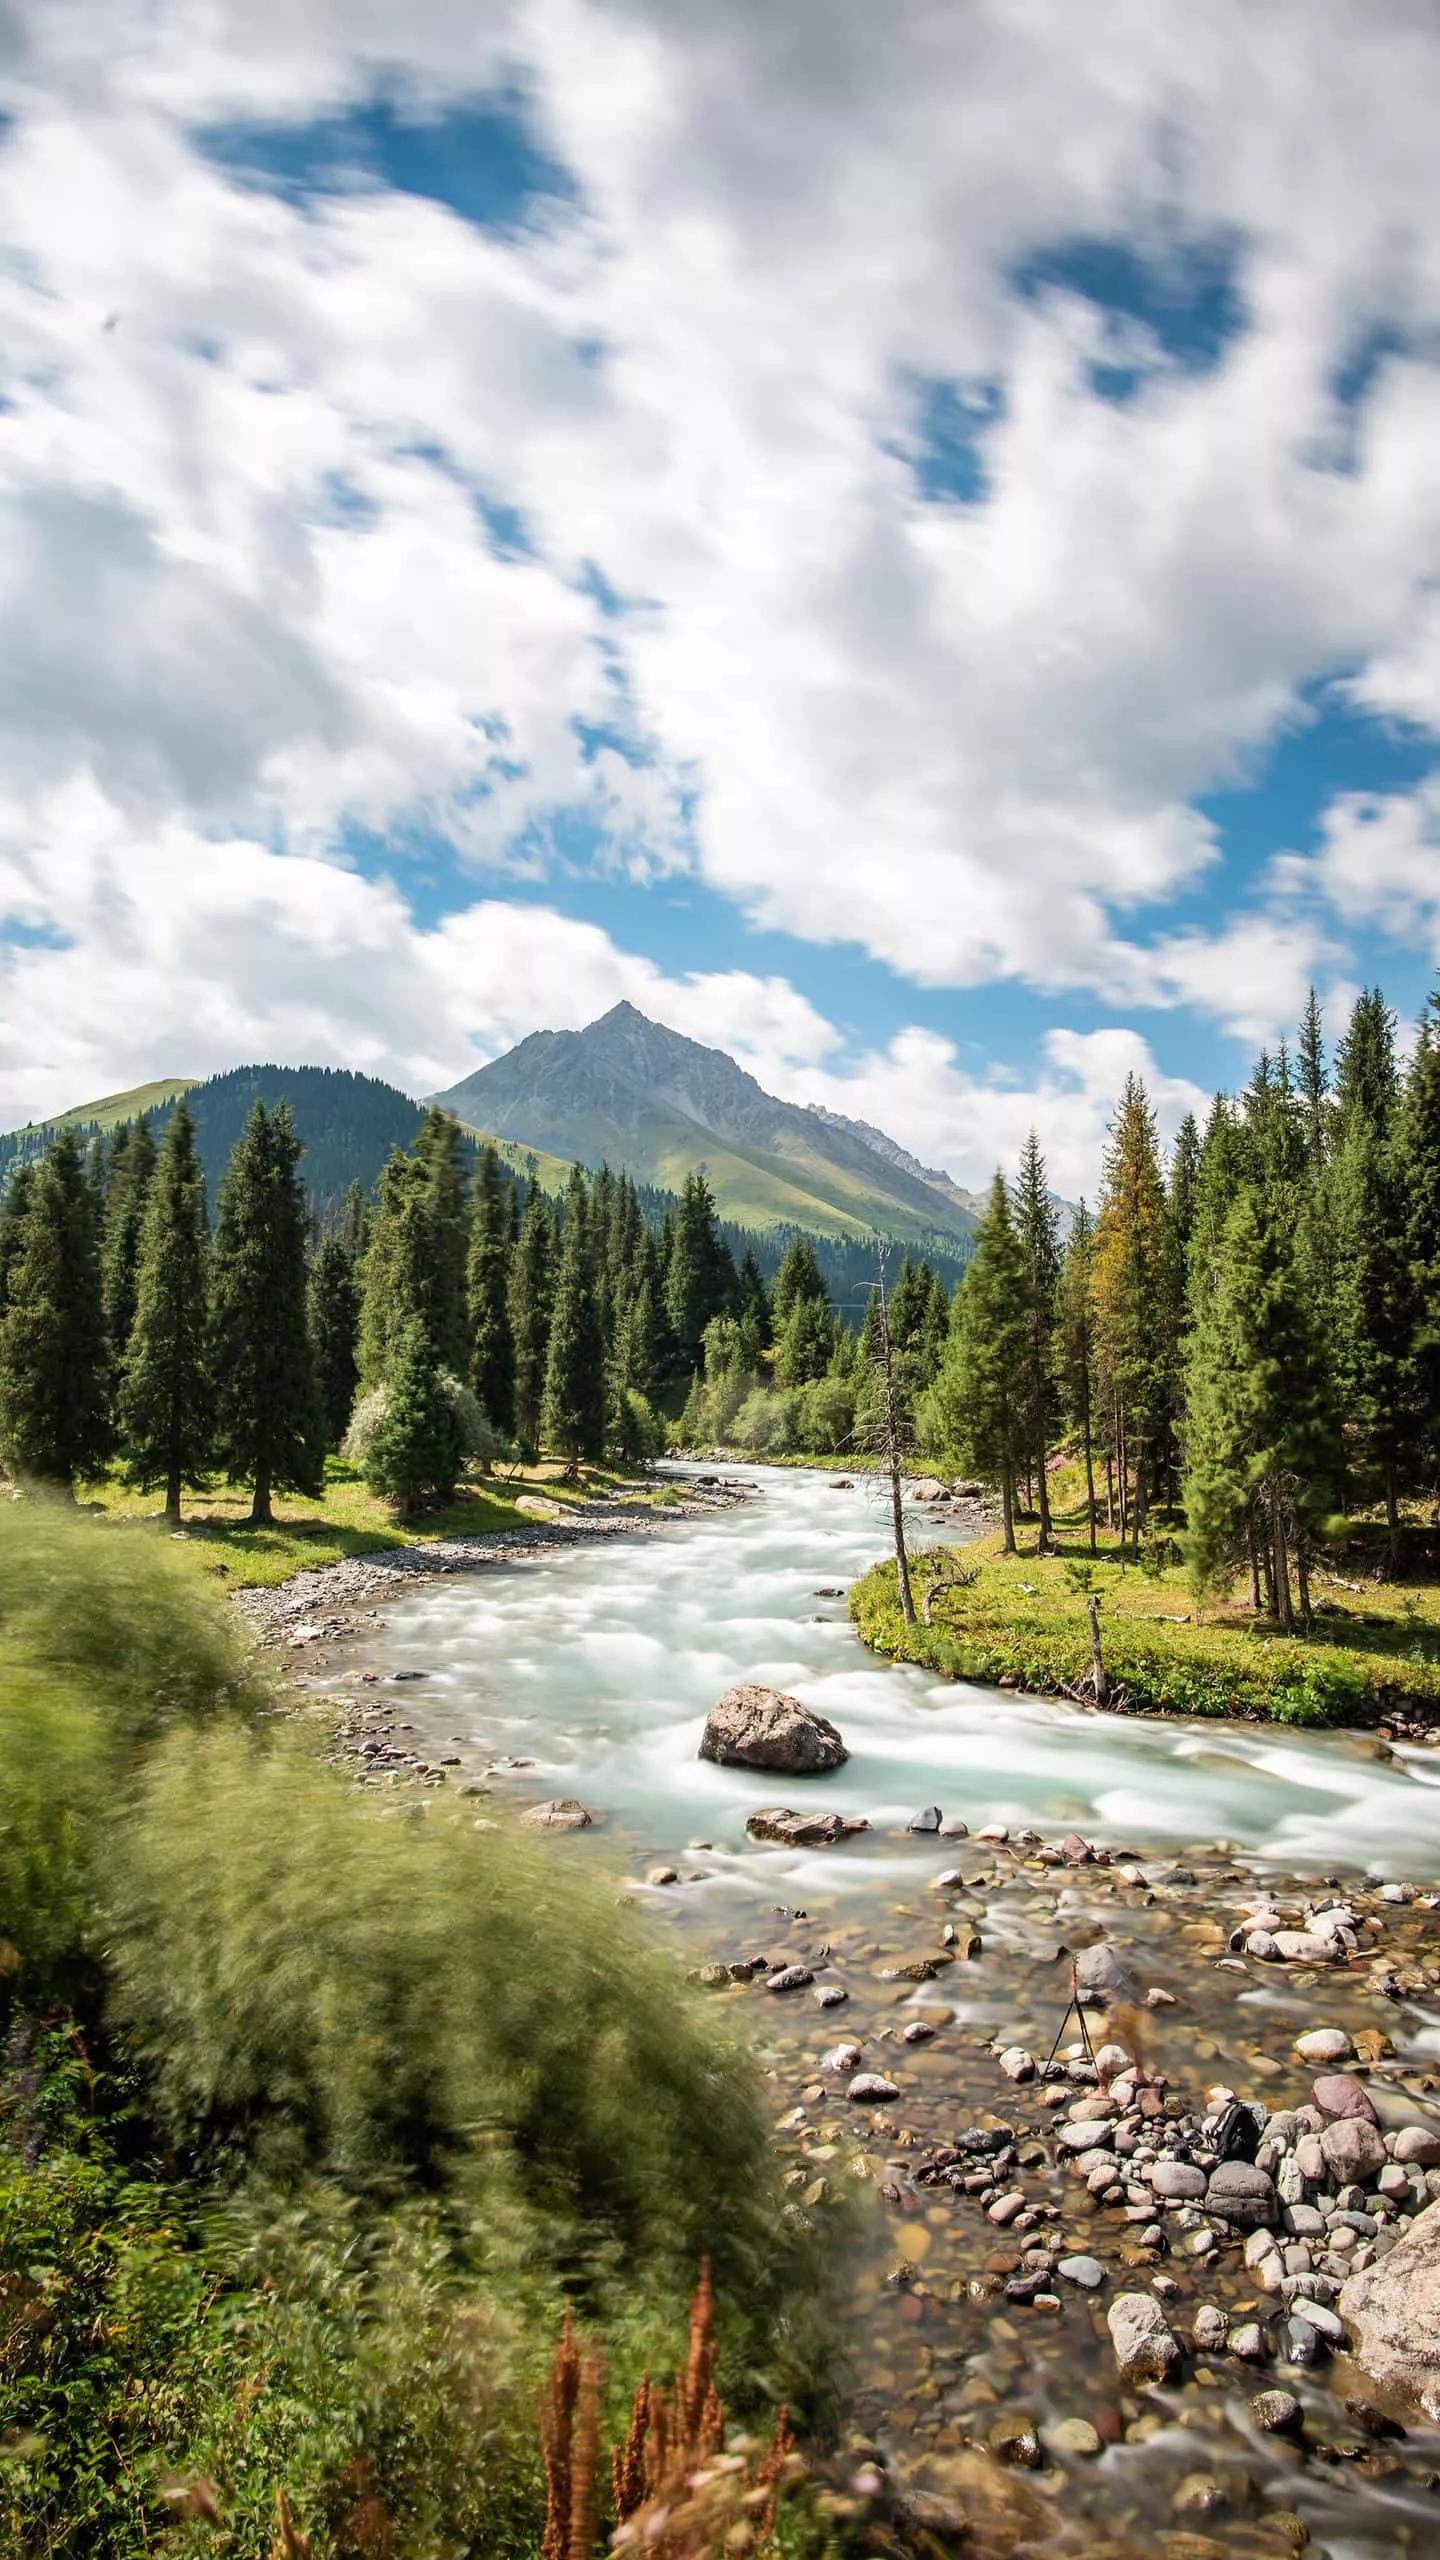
(367, 1465), (1440, 1886)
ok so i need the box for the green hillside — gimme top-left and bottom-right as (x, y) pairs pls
(15, 1076), (198, 1136)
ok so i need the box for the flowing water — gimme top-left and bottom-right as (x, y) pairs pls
(352, 1465), (1440, 2560)
(366, 1463), (1440, 1887)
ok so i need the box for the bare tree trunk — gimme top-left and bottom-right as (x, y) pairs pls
(1115, 1407), (1128, 1552)
(1248, 1521), (1262, 1612)
(1036, 1437), (1054, 1554)
(875, 1255), (916, 1625)
(1000, 1465), (1016, 1554)
(1296, 1538), (1312, 1627)
(1105, 1444), (1115, 1533)
(1086, 1593), (1108, 1705)
(249, 1459), (273, 1528)
(1080, 1384), (1097, 1555)
(1272, 1483), (1293, 1635)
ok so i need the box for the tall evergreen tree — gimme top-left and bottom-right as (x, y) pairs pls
(1183, 1187), (1336, 1629)
(1092, 1075), (1174, 1551)
(0, 1163), (35, 1317)
(1014, 1131), (1061, 1551)
(0, 1130), (110, 1490)
(665, 1172), (736, 1373)
(737, 1246), (773, 1353)
(118, 1102), (212, 1521)
(101, 1113), (157, 1363)
(1167, 1114), (1203, 1259)
(1056, 1198), (1099, 1550)
(1335, 986), (1399, 1138)
(209, 1103), (324, 1525)
(466, 1142), (516, 1436)
(1297, 987), (1330, 1171)
(773, 1291), (834, 1387)
(412, 1107), (472, 1375)
(1328, 1114), (1414, 1550)
(921, 1172), (1027, 1551)
(364, 1315), (461, 1516)
(509, 1183), (554, 1451)
(308, 1231), (362, 1451)
(542, 1168), (607, 1466)
(770, 1235), (827, 1330)
(1398, 989), (1440, 1488)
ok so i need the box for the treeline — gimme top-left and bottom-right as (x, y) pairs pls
(678, 1240), (948, 1460)
(1, 1093), (912, 1516)
(926, 984), (1440, 1624)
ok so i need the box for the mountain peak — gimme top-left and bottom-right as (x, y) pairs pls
(429, 1012), (977, 1256)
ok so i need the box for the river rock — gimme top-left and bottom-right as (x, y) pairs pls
(700, 1685), (848, 1773)
(847, 2073), (900, 2104)
(907, 1805), (943, 1832)
(1206, 2161), (1277, 2231)
(998, 2046), (1036, 2082)
(1192, 2305), (1229, 2350)
(1057, 2255), (1105, 2289)
(1073, 1940), (1140, 2006)
(1148, 2160), (1207, 2201)
(1296, 2027), (1354, 2065)
(1107, 2293), (1181, 2382)
(1339, 2195), (1440, 2419)
(912, 1478), (948, 1501)
(1251, 2390), (1303, 2436)
(764, 1965), (813, 1993)
(1394, 2125), (1440, 2167)
(1320, 2118), (1387, 2184)
(745, 1806), (868, 1847)
(1312, 2073), (1377, 2123)
(522, 1797), (595, 1830)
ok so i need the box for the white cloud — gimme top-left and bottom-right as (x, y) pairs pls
(1, 0), (1440, 1064)
(1313, 777), (1440, 955)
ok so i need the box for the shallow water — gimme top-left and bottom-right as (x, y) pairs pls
(356, 1464), (1440, 2559)
(368, 1462), (1440, 1885)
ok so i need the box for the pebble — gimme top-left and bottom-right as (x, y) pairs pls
(822, 2042), (863, 2072)
(1230, 2323), (1267, 2362)
(1393, 2124), (1440, 2166)
(1047, 2417), (1103, 2458)
(765, 1965), (814, 1994)
(1251, 2389), (1303, 2436)
(998, 2046), (1036, 2082)
(1312, 2073), (1377, 2123)
(814, 1984), (849, 2008)
(1107, 2293), (1182, 2382)
(1296, 2027), (1355, 2065)
(1057, 2254), (1105, 2289)
(847, 2073), (900, 2104)
(1192, 2305), (1229, 2350)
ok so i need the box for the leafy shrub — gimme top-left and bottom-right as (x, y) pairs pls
(341, 1369), (505, 1478)
(612, 1387), (665, 1462)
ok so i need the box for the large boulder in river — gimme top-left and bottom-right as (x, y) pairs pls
(1340, 2196), (1440, 2420)
(699, 1685), (849, 1773)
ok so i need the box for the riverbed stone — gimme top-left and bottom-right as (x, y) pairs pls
(1296, 2027), (1355, 2065)
(1313, 2073), (1378, 2123)
(847, 2073), (900, 2104)
(1206, 2160), (1277, 2231)
(521, 1797), (595, 1830)
(998, 2046), (1036, 2082)
(700, 1685), (849, 1773)
(1339, 2194), (1440, 2420)
(1251, 2390), (1303, 2436)
(1057, 2254), (1105, 2289)
(1394, 2125), (1440, 2167)
(1073, 1940), (1140, 2006)
(1148, 2160), (1207, 2201)
(745, 1806), (868, 1847)
(1320, 2118), (1388, 2185)
(1107, 2293), (1181, 2382)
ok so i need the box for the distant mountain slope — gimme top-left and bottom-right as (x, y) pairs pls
(10, 1076), (200, 1137)
(431, 1003), (978, 1253)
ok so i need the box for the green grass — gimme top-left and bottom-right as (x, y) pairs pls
(5, 1076), (198, 1139)
(852, 1475), (1440, 1727)
(77, 1458), (653, 1589)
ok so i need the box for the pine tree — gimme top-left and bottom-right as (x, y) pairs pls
(308, 1231), (361, 1450)
(357, 1151), (431, 1390)
(1398, 990), (1440, 1487)
(1092, 1075), (1174, 1552)
(0, 1129), (110, 1489)
(209, 1103), (324, 1525)
(0, 1164), (35, 1317)
(364, 1315), (462, 1516)
(1014, 1131), (1061, 1551)
(921, 1172), (1027, 1550)
(1297, 988), (1330, 1170)
(1183, 1187), (1336, 1628)
(1328, 1115), (1414, 1551)
(509, 1184), (554, 1452)
(466, 1142), (516, 1436)
(1056, 1197), (1099, 1551)
(1168, 1114), (1202, 1258)
(412, 1107), (472, 1375)
(118, 1102), (212, 1520)
(737, 1247), (773, 1352)
(773, 1291), (834, 1386)
(665, 1173), (736, 1372)
(1335, 986), (1399, 1139)
(542, 1168), (607, 1466)
(771, 1236), (826, 1330)
(101, 1112), (157, 1363)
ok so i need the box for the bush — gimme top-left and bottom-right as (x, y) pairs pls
(341, 1368), (505, 1482)
(612, 1387), (665, 1462)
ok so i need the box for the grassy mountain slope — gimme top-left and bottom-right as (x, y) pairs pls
(12, 1076), (199, 1136)
(432, 1003), (977, 1252)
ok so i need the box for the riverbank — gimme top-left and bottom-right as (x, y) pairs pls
(853, 1533), (1440, 1734)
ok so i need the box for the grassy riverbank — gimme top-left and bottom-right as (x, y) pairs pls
(74, 1457), (674, 1588)
(853, 1508), (1440, 1728)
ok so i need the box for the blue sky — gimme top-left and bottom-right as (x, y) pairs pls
(1, 3), (1439, 1193)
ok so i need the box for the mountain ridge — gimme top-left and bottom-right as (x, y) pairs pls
(430, 1001), (978, 1252)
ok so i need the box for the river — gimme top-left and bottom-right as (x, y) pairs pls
(347, 1464), (1440, 2560)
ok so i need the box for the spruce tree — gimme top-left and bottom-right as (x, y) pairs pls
(1297, 987), (1330, 1170)
(771, 1235), (826, 1330)
(1014, 1131), (1061, 1551)
(118, 1102), (212, 1520)
(921, 1172), (1027, 1550)
(1183, 1187), (1336, 1628)
(209, 1102), (324, 1525)
(542, 1168), (607, 1465)
(509, 1183), (554, 1452)
(1335, 986), (1399, 1138)
(0, 1163), (35, 1317)
(412, 1107), (472, 1375)
(101, 1112), (157, 1363)
(1398, 990), (1440, 1486)
(737, 1246), (773, 1352)
(466, 1142), (516, 1435)
(665, 1172), (736, 1371)
(1168, 1114), (1202, 1258)
(308, 1231), (361, 1450)
(0, 1129), (110, 1489)
(357, 1151), (431, 1389)
(1092, 1075), (1174, 1551)
(1328, 1116), (1413, 1550)
(1056, 1198), (1099, 1550)
(773, 1291), (834, 1387)
(364, 1314), (461, 1515)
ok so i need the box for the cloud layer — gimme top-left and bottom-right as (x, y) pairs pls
(1, 0), (1438, 1176)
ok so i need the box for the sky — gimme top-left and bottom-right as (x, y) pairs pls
(1, 2), (1440, 1198)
